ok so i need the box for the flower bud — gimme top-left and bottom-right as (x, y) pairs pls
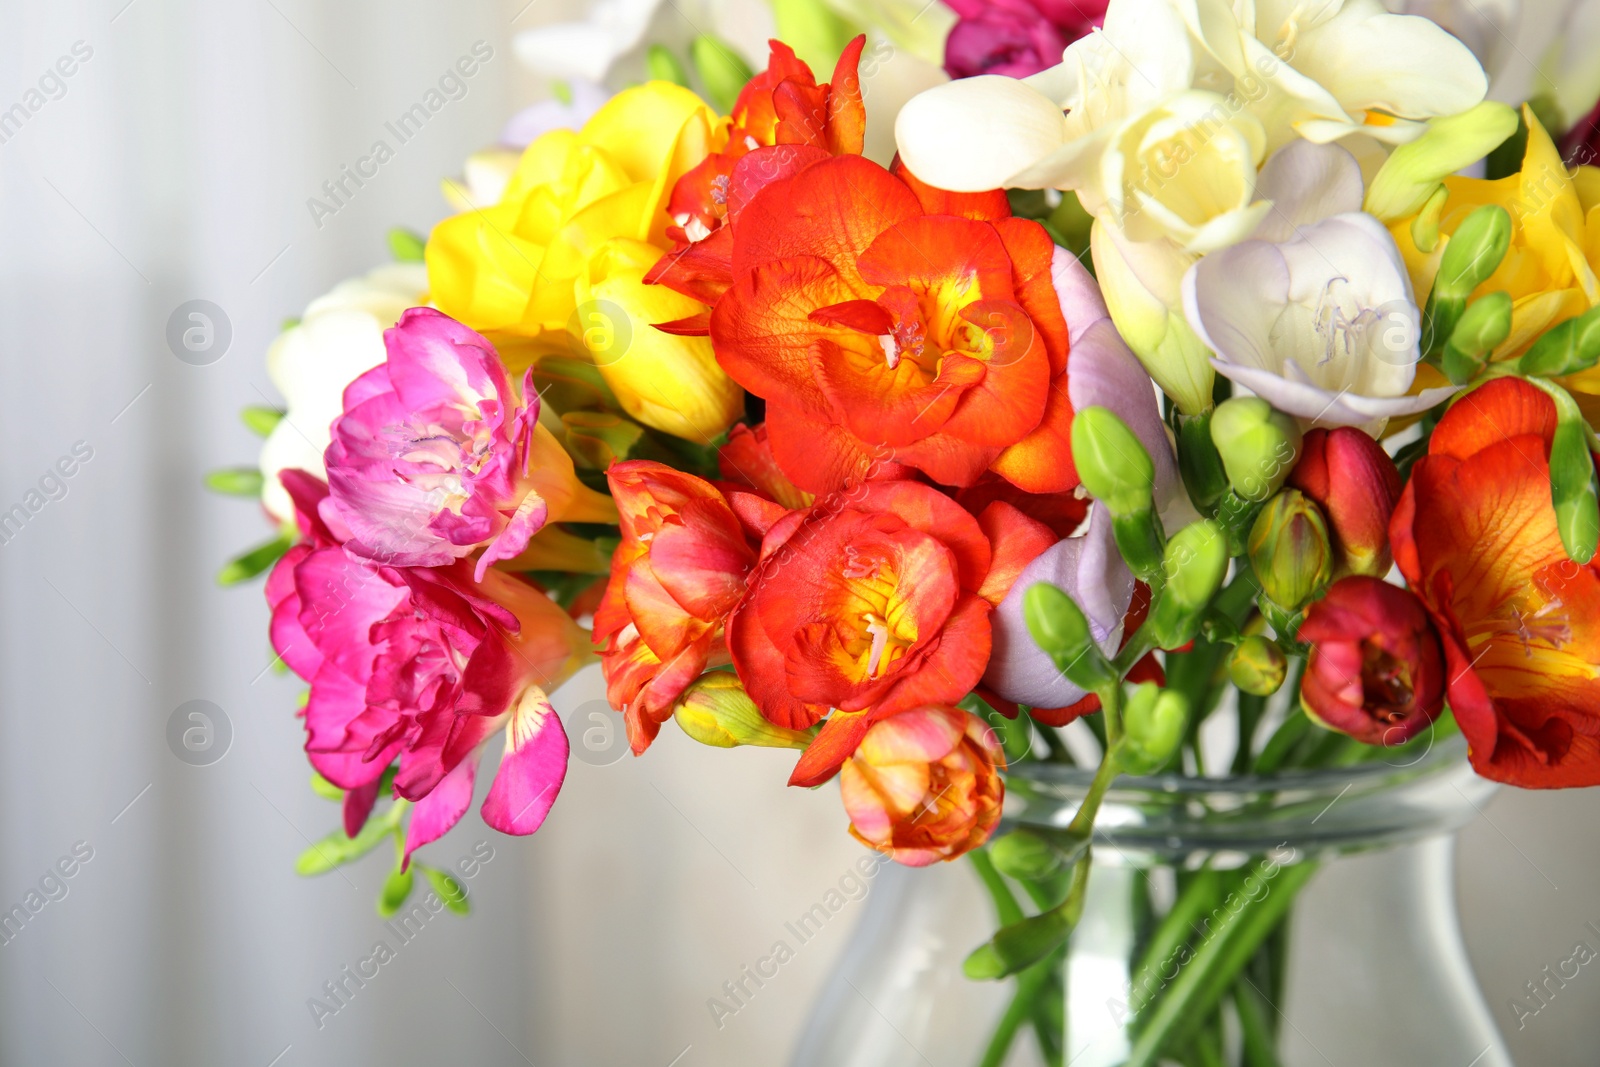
(1023, 582), (1118, 692)
(990, 829), (1068, 880)
(1298, 577), (1445, 745)
(1176, 411), (1229, 512)
(840, 706), (1005, 867)
(1248, 490), (1333, 611)
(1148, 520), (1229, 649)
(674, 673), (816, 750)
(1210, 397), (1303, 504)
(1287, 428), (1402, 579)
(689, 34), (755, 112)
(1422, 204), (1512, 355)
(1091, 221), (1215, 416)
(1365, 102), (1520, 222)
(1071, 406), (1155, 518)
(1119, 683), (1187, 774)
(1441, 291), (1513, 385)
(1519, 304), (1600, 379)
(1533, 379), (1600, 565)
(1229, 635), (1288, 696)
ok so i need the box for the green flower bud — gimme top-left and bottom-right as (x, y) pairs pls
(1248, 490), (1333, 611)
(1071, 406), (1155, 518)
(1148, 520), (1229, 648)
(1023, 583), (1117, 692)
(674, 673), (816, 750)
(241, 404), (284, 437)
(990, 829), (1067, 880)
(690, 35), (755, 113)
(1120, 684), (1187, 774)
(646, 45), (691, 88)
(1422, 204), (1513, 356)
(1410, 185), (1449, 254)
(205, 467), (265, 497)
(1442, 291), (1513, 385)
(1365, 102), (1520, 222)
(768, 0), (858, 75)
(1177, 410), (1229, 512)
(1229, 635), (1288, 696)
(1519, 306), (1600, 379)
(1529, 379), (1600, 564)
(1210, 397), (1303, 503)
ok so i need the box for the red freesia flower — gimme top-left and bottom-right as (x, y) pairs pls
(593, 461), (763, 753)
(1299, 577), (1446, 745)
(944, 0), (1109, 79)
(647, 37), (866, 310)
(840, 704), (1005, 866)
(1392, 378), (1600, 786)
(708, 154), (1076, 496)
(727, 478), (1055, 786)
(1288, 427), (1403, 578)
(1562, 98), (1600, 168)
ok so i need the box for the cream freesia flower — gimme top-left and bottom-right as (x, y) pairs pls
(258, 262), (429, 524)
(896, 0), (1488, 197)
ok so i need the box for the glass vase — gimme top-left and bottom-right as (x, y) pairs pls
(791, 736), (1509, 1067)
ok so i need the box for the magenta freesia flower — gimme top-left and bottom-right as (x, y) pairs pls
(324, 307), (615, 581)
(267, 470), (593, 864)
(943, 0), (1108, 80)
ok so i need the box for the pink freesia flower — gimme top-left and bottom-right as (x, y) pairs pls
(943, 0), (1108, 80)
(267, 469), (593, 865)
(324, 307), (615, 581)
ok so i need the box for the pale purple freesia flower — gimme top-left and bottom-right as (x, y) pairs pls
(323, 307), (614, 581)
(1182, 142), (1455, 434)
(983, 504), (1134, 709)
(500, 81), (610, 148)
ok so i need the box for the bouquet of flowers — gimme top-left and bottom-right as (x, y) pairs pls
(216, 0), (1600, 1061)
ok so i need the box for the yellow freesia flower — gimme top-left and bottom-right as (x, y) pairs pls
(426, 82), (743, 441)
(1391, 106), (1600, 415)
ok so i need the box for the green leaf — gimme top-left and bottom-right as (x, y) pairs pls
(295, 817), (394, 876)
(217, 533), (294, 586)
(241, 406), (283, 437)
(378, 867), (415, 918)
(420, 866), (471, 915)
(387, 228), (426, 263)
(204, 468), (264, 497)
(309, 772), (343, 802)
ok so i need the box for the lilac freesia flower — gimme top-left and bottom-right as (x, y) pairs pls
(983, 504), (1134, 709)
(1182, 142), (1456, 434)
(324, 308), (615, 580)
(944, 0), (1108, 80)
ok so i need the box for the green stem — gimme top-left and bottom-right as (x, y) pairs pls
(1234, 978), (1283, 1066)
(978, 956), (1056, 1067)
(1123, 861), (1318, 1067)
(1068, 749), (1121, 839)
(1126, 868), (1223, 1021)
(970, 849), (1026, 927)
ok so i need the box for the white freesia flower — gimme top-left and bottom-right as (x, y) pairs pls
(258, 263), (429, 524)
(1383, 0), (1520, 88)
(1181, 141), (1455, 434)
(896, 0), (1488, 196)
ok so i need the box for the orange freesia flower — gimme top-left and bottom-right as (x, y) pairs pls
(594, 461), (761, 753)
(840, 704), (1005, 867)
(726, 479), (1054, 786)
(646, 37), (866, 312)
(1392, 378), (1600, 786)
(708, 154), (1076, 496)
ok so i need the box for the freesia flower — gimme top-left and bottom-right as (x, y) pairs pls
(839, 704), (1005, 866)
(1288, 427), (1403, 578)
(427, 82), (743, 441)
(943, 0), (1108, 80)
(258, 263), (428, 525)
(1382, 0), (1520, 95)
(894, 0), (1488, 195)
(441, 83), (613, 214)
(1183, 142), (1455, 433)
(716, 422), (814, 510)
(593, 461), (761, 754)
(1299, 575), (1446, 745)
(730, 479), (1054, 786)
(266, 471), (592, 862)
(1391, 377), (1600, 786)
(983, 503), (1133, 710)
(323, 308), (616, 580)
(709, 154), (1077, 494)
(1390, 109), (1600, 419)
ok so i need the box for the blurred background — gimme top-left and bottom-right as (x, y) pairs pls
(2, 1), (1599, 1064)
